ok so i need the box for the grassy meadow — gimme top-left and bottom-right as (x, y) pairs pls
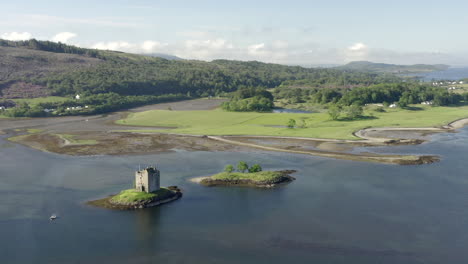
(110, 188), (173, 203)
(117, 105), (468, 140)
(12, 96), (69, 106)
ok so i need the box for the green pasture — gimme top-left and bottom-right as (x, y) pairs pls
(116, 105), (468, 140)
(13, 96), (69, 106)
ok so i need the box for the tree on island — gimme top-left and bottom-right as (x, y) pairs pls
(237, 161), (249, 173)
(248, 164), (262, 173)
(224, 164), (234, 173)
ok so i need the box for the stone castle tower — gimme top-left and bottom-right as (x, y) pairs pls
(135, 167), (160, 193)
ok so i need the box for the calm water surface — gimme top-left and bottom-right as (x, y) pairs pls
(1, 128), (468, 263)
(272, 108), (312, 113)
(409, 67), (468, 81)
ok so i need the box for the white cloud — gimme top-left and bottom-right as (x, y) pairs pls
(247, 43), (266, 56)
(141, 41), (168, 53)
(91, 41), (134, 51)
(345, 42), (369, 62)
(348, 42), (367, 51)
(177, 38), (235, 60)
(246, 42), (288, 62)
(52, 32), (77, 43)
(185, 39), (233, 50)
(91, 40), (169, 54)
(1, 32), (32, 41)
(70, 36), (466, 66)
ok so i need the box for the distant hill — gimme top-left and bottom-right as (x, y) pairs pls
(0, 39), (400, 101)
(337, 61), (450, 74)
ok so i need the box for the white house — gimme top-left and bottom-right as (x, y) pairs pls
(389, 103), (397, 108)
(460, 81), (464, 84)
(0, 106), (5, 110)
(75, 94), (81, 100)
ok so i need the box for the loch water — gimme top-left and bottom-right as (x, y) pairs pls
(408, 67), (468, 81)
(1, 127), (468, 264)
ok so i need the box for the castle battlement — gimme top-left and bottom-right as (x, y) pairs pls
(135, 167), (160, 193)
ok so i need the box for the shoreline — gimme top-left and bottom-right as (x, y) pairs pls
(5, 118), (465, 165)
(1, 97), (467, 165)
(87, 187), (182, 210)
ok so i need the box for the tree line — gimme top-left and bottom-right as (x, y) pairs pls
(0, 39), (99, 57)
(274, 82), (468, 107)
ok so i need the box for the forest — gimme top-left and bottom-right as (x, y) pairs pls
(2, 39), (463, 117)
(273, 83), (468, 107)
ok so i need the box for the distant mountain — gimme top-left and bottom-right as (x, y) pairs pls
(337, 61), (450, 74)
(143, 53), (183, 60)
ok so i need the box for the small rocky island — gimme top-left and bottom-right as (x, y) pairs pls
(193, 162), (296, 188)
(88, 167), (182, 210)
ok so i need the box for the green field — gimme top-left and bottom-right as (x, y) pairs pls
(13, 96), (69, 106)
(117, 106), (468, 140)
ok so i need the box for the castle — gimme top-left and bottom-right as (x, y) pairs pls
(135, 167), (160, 193)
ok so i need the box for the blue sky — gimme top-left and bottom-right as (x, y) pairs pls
(2, 0), (468, 65)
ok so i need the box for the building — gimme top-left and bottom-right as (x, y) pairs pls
(75, 94), (81, 100)
(135, 167), (160, 193)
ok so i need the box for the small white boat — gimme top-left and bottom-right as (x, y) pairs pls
(49, 214), (57, 220)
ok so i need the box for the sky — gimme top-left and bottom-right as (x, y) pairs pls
(1, 0), (468, 66)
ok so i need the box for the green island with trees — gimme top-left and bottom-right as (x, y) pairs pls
(195, 161), (296, 188)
